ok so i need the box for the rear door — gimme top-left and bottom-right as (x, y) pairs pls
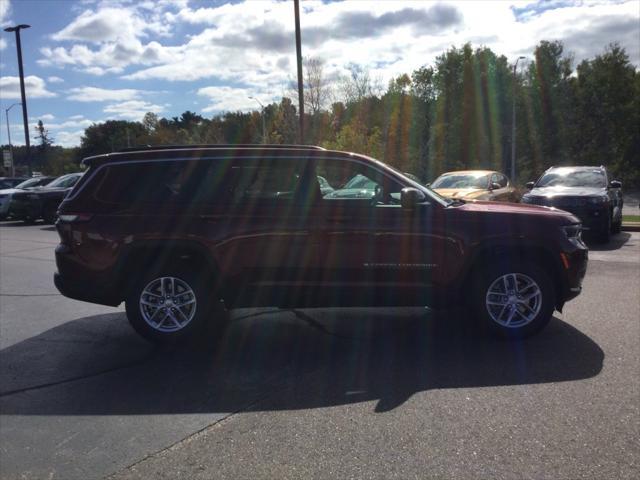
(207, 156), (322, 306)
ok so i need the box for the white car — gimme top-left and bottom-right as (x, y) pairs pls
(0, 176), (55, 220)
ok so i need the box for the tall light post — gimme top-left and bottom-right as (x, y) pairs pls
(293, 0), (304, 144)
(4, 24), (32, 176)
(248, 96), (266, 144)
(511, 56), (526, 183)
(5, 102), (22, 176)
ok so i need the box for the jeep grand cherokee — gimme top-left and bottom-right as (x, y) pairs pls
(54, 145), (588, 343)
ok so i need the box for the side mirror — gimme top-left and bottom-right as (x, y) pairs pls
(401, 187), (425, 210)
(609, 180), (622, 189)
(490, 182), (501, 191)
(526, 181), (535, 189)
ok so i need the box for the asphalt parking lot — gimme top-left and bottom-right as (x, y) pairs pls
(0, 222), (638, 480)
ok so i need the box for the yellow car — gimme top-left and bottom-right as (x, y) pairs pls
(430, 170), (518, 202)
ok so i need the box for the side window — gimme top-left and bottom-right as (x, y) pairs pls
(94, 161), (200, 207)
(314, 158), (403, 205)
(225, 158), (308, 207)
(492, 173), (507, 188)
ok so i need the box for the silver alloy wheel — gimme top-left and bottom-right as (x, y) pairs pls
(485, 273), (542, 328)
(139, 276), (197, 333)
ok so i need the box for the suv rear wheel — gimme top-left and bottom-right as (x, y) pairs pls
(125, 265), (226, 344)
(473, 262), (554, 339)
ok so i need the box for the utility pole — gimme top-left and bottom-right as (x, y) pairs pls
(511, 56), (526, 183)
(4, 24), (32, 176)
(5, 103), (21, 176)
(249, 96), (266, 144)
(294, 0), (304, 144)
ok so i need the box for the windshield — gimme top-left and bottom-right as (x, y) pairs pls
(536, 169), (606, 188)
(15, 177), (50, 189)
(47, 174), (81, 189)
(431, 173), (489, 189)
(342, 174), (378, 190)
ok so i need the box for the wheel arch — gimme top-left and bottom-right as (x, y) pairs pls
(462, 242), (566, 312)
(114, 240), (225, 301)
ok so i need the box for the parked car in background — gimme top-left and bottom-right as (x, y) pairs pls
(54, 145), (587, 344)
(430, 170), (518, 202)
(0, 177), (29, 189)
(9, 173), (83, 224)
(521, 165), (623, 243)
(0, 176), (55, 221)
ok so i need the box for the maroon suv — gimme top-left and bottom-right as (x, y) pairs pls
(54, 146), (588, 343)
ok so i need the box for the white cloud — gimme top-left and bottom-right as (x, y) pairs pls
(67, 87), (143, 102)
(29, 0), (640, 120)
(103, 100), (164, 120)
(47, 76), (64, 83)
(198, 86), (273, 113)
(36, 114), (56, 121)
(0, 76), (56, 99)
(50, 118), (95, 130)
(54, 130), (86, 148)
(0, 38), (6, 51)
(0, 0), (10, 26)
(38, 3), (182, 74)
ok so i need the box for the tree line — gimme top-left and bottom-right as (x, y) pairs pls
(2, 40), (638, 187)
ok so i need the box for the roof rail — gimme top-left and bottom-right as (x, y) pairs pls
(116, 144), (326, 153)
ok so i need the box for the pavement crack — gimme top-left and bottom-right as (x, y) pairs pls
(0, 293), (61, 297)
(0, 254), (56, 263)
(0, 355), (155, 398)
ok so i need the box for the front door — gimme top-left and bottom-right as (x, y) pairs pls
(309, 157), (442, 306)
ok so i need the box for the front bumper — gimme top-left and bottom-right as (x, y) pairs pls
(54, 272), (121, 307)
(555, 205), (609, 233)
(9, 198), (41, 219)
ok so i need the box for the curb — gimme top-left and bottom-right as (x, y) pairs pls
(621, 223), (640, 232)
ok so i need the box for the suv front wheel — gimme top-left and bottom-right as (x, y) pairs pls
(125, 266), (225, 344)
(473, 262), (555, 339)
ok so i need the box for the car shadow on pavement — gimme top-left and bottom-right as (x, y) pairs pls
(0, 308), (604, 415)
(585, 231), (632, 251)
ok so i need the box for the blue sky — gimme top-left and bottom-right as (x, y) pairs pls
(1, 0), (638, 147)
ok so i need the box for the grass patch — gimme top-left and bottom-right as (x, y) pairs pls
(623, 215), (640, 223)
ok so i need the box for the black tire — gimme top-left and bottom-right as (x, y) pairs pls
(611, 212), (622, 234)
(42, 202), (58, 224)
(472, 262), (555, 339)
(611, 221), (622, 234)
(125, 264), (228, 345)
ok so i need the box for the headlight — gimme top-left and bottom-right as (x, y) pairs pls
(562, 224), (582, 240)
(521, 195), (533, 204)
(589, 196), (608, 204)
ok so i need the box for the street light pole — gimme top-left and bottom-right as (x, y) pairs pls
(5, 103), (22, 177)
(4, 24), (32, 176)
(293, 0), (304, 144)
(248, 96), (266, 144)
(511, 55), (526, 183)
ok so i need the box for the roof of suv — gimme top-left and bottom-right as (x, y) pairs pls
(82, 144), (329, 166)
(545, 165), (606, 171)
